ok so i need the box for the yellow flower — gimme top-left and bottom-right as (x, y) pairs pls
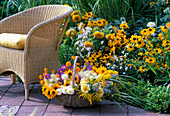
(85, 12), (93, 17)
(92, 21), (98, 26)
(97, 20), (104, 27)
(166, 23), (170, 28)
(93, 31), (104, 39)
(65, 69), (73, 78)
(42, 84), (49, 95)
(87, 21), (93, 27)
(97, 88), (104, 97)
(145, 57), (156, 64)
(92, 66), (98, 74)
(71, 10), (79, 16)
(40, 80), (44, 85)
(148, 27), (156, 35)
(140, 29), (149, 36)
(105, 74), (111, 79)
(106, 34), (112, 40)
(139, 66), (147, 73)
(154, 48), (162, 54)
(126, 43), (134, 52)
(64, 79), (71, 86)
(130, 35), (140, 44)
(135, 38), (145, 48)
(160, 26), (168, 34)
(115, 42), (122, 49)
(66, 28), (77, 38)
(162, 40), (169, 47)
(52, 83), (61, 90)
(81, 84), (90, 93)
(44, 87), (53, 99)
(84, 41), (93, 47)
(120, 23), (129, 29)
(66, 61), (71, 67)
(158, 33), (164, 40)
(99, 66), (107, 74)
(72, 14), (81, 23)
(50, 89), (57, 99)
(64, 4), (71, 7)
(100, 19), (108, 26)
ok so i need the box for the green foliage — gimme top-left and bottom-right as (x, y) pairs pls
(133, 81), (170, 113)
(0, 0), (70, 20)
(59, 39), (77, 65)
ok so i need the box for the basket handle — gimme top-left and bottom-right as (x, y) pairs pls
(72, 56), (82, 88)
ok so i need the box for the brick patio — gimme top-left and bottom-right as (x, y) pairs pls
(0, 76), (169, 116)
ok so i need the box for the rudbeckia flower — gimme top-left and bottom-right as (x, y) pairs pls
(160, 26), (168, 34)
(52, 83), (61, 90)
(120, 23), (129, 29)
(50, 89), (57, 98)
(93, 31), (104, 39)
(126, 44), (134, 52)
(72, 14), (81, 23)
(139, 66), (147, 73)
(84, 41), (93, 47)
(71, 10), (79, 16)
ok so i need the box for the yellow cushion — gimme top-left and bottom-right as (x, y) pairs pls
(0, 33), (27, 49)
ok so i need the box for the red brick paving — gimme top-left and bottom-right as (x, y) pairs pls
(0, 76), (169, 116)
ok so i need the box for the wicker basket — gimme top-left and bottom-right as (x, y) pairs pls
(54, 56), (98, 107)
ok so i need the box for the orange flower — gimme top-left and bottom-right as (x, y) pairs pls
(66, 61), (72, 67)
(55, 73), (60, 78)
(44, 68), (47, 73)
(39, 75), (43, 80)
(71, 56), (76, 60)
(51, 70), (55, 74)
(76, 67), (80, 73)
(40, 80), (44, 85)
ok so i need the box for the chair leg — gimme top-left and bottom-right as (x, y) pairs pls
(24, 83), (29, 100)
(10, 74), (16, 84)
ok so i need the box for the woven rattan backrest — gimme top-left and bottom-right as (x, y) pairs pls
(0, 5), (72, 34)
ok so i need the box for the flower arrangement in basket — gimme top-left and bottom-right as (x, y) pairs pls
(39, 56), (120, 107)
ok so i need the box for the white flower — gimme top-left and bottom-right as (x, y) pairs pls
(85, 27), (92, 31)
(113, 55), (118, 61)
(78, 22), (84, 30)
(120, 66), (123, 70)
(147, 22), (156, 28)
(79, 42), (84, 47)
(56, 89), (62, 95)
(62, 87), (68, 94)
(78, 34), (83, 39)
(75, 41), (80, 45)
(81, 48), (85, 52)
(51, 74), (56, 78)
(101, 41), (104, 44)
(86, 47), (91, 51)
(61, 74), (68, 80)
(125, 67), (128, 71)
(123, 72), (126, 74)
(67, 87), (74, 95)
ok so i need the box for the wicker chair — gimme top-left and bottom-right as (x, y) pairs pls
(0, 5), (73, 100)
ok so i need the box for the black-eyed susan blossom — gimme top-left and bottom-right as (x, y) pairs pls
(93, 31), (104, 39)
(72, 14), (81, 23)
